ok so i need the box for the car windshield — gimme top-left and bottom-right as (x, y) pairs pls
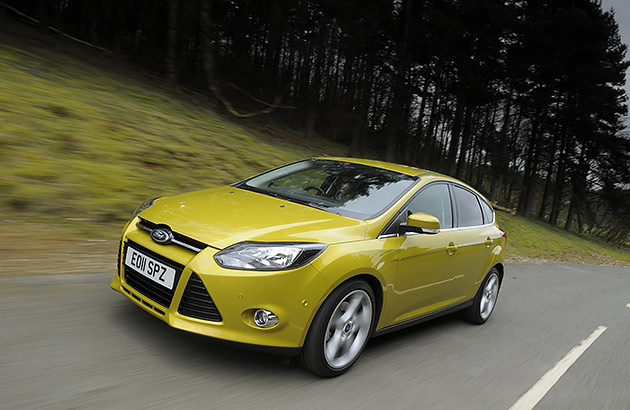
(235, 159), (418, 220)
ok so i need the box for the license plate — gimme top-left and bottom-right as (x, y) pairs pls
(125, 246), (176, 290)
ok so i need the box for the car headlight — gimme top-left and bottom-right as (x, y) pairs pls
(214, 242), (327, 271)
(130, 197), (161, 220)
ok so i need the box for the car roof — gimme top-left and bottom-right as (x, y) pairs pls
(317, 157), (432, 177)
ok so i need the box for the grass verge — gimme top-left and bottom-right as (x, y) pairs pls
(497, 213), (629, 266)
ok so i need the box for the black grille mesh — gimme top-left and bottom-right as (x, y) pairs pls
(178, 272), (222, 322)
(122, 241), (184, 308)
(117, 240), (122, 277)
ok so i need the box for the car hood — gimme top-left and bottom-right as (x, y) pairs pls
(139, 186), (367, 249)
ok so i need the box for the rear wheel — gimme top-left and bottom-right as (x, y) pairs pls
(300, 280), (375, 377)
(462, 268), (501, 325)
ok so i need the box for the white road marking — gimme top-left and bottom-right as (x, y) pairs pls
(626, 303), (630, 309)
(509, 326), (607, 410)
(390, 369), (405, 377)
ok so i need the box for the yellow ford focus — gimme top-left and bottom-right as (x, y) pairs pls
(111, 157), (506, 376)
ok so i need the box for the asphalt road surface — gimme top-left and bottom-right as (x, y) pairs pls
(1, 263), (629, 410)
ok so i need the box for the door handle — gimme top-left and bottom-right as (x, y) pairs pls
(485, 237), (493, 247)
(446, 242), (458, 255)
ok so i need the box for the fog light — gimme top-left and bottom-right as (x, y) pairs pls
(253, 309), (278, 328)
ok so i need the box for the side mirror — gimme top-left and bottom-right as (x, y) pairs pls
(399, 212), (440, 235)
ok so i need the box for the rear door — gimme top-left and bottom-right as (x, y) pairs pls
(448, 185), (495, 297)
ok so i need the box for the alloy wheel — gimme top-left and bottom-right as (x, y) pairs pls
(323, 290), (373, 369)
(480, 272), (499, 320)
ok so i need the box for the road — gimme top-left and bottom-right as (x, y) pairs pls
(1, 263), (629, 410)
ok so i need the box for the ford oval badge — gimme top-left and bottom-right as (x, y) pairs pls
(150, 228), (173, 244)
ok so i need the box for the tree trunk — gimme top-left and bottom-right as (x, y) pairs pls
(549, 133), (569, 226)
(263, 0), (283, 92)
(306, 17), (328, 138)
(420, 77), (442, 167)
(455, 102), (473, 178)
(564, 200), (575, 231)
(537, 129), (560, 219)
(411, 78), (430, 165)
(517, 109), (546, 216)
(491, 87), (513, 202)
(446, 92), (466, 174)
(166, 0), (179, 85)
(385, 0), (412, 162)
(38, 1), (48, 27)
(200, 0), (217, 97)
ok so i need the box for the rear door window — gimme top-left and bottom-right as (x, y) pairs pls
(452, 185), (483, 227)
(479, 198), (494, 224)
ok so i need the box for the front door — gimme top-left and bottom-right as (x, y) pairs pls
(391, 183), (467, 324)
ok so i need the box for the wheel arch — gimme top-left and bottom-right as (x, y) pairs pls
(301, 273), (385, 345)
(321, 273), (384, 332)
(349, 273), (384, 330)
(492, 262), (504, 285)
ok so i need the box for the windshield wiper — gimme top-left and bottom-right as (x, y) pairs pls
(239, 185), (279, 198)
(284, 197), (331, 212)
(238, 185), (335, 213)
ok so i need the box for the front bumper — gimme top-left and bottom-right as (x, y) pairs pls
(111, 221), (332, 351)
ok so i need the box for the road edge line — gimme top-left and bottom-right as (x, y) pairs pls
(508, 325), (607, 410)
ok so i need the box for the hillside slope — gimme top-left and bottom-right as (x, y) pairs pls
(0, 16), (627, 272)
(0, 20), (348, 224)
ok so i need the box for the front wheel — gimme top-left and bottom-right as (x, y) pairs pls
(300, 280), (375, 377)
(462, 268), (501, 325)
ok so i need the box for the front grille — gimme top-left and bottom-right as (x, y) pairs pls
(137, 218), (208, 253)
(178, 272), (222, 322)
(122, 240), (184, 308)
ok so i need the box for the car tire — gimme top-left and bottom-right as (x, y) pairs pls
(300, 279), (375, 377)
(462, 267), (501, 325)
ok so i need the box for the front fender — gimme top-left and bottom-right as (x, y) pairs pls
(309, 238), (401, 331)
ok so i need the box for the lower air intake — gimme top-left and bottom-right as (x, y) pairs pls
(178, 272), (222, 322)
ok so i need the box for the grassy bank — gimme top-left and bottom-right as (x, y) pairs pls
(0, 40), (348, 228)
(497, 213), (630, 265)
(0, 19), (627, 271)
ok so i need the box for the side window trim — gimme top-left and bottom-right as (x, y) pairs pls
(377, 181), (451, 238)
(479, 196), (495, 224)
(447, 183), (459, 228)
(474, 194), (484, 224)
